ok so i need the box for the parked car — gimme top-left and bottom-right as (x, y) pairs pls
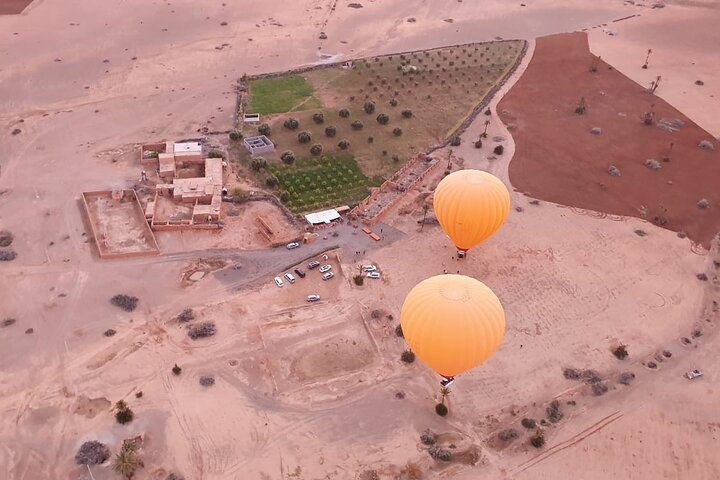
(306, 294), (321, 302)
(284, 273), (296, 284)
(362, 265), (377, 272)
(322, 272), (335, 281)
(286, 242), (300, 249)
(294, 268), (306, 278)
(319, 264), (332, 273)
(366, 271), (381, 279)
(274, 276), (284, 287)
(308, 261), (321, 270)
(686, 369), (703, 379)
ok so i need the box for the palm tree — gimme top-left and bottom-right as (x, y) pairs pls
(112, 442), (141, 480)
(420, 204), (430, 231)
(482, 119), (490, 138)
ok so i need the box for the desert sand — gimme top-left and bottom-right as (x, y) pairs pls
(2, 1), (720, 479)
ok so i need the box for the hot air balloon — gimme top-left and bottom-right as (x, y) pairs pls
(433, 169), (510, 257)
(400, 274), (505, 384)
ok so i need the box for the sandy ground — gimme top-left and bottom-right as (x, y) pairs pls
(2, 1), (720, 479)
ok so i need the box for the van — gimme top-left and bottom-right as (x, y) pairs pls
(284, 273), (296, 284)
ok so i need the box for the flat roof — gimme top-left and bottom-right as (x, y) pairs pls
(305, 209), (340, 225)
(174, 142), (202, 153)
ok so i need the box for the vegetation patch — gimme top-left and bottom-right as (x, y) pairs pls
(249, 75), (321, 115)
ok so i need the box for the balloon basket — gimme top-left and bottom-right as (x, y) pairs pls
(456, 250), (466, 259)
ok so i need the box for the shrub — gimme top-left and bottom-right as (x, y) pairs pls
(618, 372), (636, 385)
(353, 274), (364, 285)
(283, 117), (299, 129)
(474, 139), (483, 148)
(265, 175), (279, 187)
(351, 120), (364, 130)
(530, 432), (545, 448)
(110, 294), (138, 312)
(591, 382), (609, 396)
(279, 191), (290, 202)
(401, 109), (413, 118)
(208, 150), (224, 159)
(376, 113), (389, 125)
(449, 136), (461, 146)
(498, 428), (519, 442)
(298, 131), (312, 144)
(420, 429), (437, 445)
(258, 123), (271, 136)
(521, 418), (536, 429)
(612, 344), (628, 360)
(280, 150), (296, 165)
(393, 127), (403, 136)
(429, 444), (451, 460)
(546, 400), (563, 423)
(250, 157), (267, 171)
(0, 250), (17, 261)
(199, 376), (215, 387)
(493, 145), (504, 155)
(172, 364), (182, 375)
(339, 108), (350, 118)
(0, 231), (13, 247)
(401, 350), (415, 363)
(188, 322), (216, 340)
(434, 403), (448, 417)
(363, 100), (376, 114)
(395, 324), (404, 337)
(75, 441), (110, 465)
(644, 159), (661, 170)
(312, 112), (325, 124)
(228, 130), (241, 141)
(325, 125), (337, 137)
(698, 198), (710, 209)
(608, 165), (621, 176)
(367, 136), (374, 144)
(338, 139), (350, 150)
(390, 99), (398, 107)
(371, 309), (381, 319)
(114, 400), (134, 424)
(310, 144), (323, 155)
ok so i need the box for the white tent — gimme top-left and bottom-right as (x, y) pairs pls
(305, 209), (340, 225)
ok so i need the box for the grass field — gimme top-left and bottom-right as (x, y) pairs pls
(249, 75), (322, 115)
(267, 154), (379, 214)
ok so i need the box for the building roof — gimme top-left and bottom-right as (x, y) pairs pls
(174, 142), (202, 153)
(305, 209), (340, 225)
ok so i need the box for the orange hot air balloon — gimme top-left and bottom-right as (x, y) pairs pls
(433, 169), (510, 255)
(400, 274), (505, 379)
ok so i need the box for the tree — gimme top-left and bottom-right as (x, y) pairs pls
(283, 117), (299, 130)
(114, 400), (134, 425)
(228, 130), (241, 141)
(325, 125), (337, 137)
(642, 48), (652, 69)
(279, 191), (290, 202)
(376, 113), (389, 125)
(339, 108), (350, 118)
(351, 120), (364, 131)
(449, 135), (461, 146)
(393, 127), (403, 136)
(338, 139), (350, 150)
(363, 100), (376, 114)
(310, 144), (323, 156)
(482, 119), (490, 137)
(258, 123), (271, 135)
(312, 112), (325, 124)
(401, 109), (413, 118)
(112, 441), (142, 479)
(280, 150), (296, 164)
(493, 145), (504, 155)
(250, 157), (267, 171)
(298, 131), (312, 144)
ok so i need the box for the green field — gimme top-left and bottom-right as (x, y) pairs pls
(249, 75), (322, 115)
(268, 154), (379, 214)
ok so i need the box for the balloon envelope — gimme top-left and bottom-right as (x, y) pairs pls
(433, 169), (510, 252)
(400, 274), (505, 378)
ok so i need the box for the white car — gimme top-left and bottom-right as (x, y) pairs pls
(284, 273), (296, 284)
(686, 369), (703, 380)
(362, 265), (377, 272)
(322, 272), (334, 281)
(286, 242), (300, 249)
(319, 264), (332, 273)
(366, 272), (381, 279)
(274, 276), (284, 287)
(306, 294), (321, 302)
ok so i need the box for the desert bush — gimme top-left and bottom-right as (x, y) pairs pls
(338, 139), (350, 150)
(110, 294), (138, 312)
(228, 130), (241, 141)
(521, 418), (536, 429)
(474, 139), (483, 149)
(325, 125), (337, 137)
(1, 317), (16, 328)
(166, 474), (185, 480)
(634, 229), (647, 237)
(339, 108), (350, 118)
(403, 462), (423, 480)
(359, 470), (380, 480)
(530, 431), (545, 448)
(298, 131), (312, 144)
(644, 159), (661, 170)
(0, 250), (17, 261)
(75, 440), (110, 465)
(493, 145), (504, 155)
(310, 144), (323, 155)
(393, 127), (403, 136)
(498, 428), (519, 442)
(188, 322), (216, 340)
(258, 123), (271, 136)
(351, 120), (364, 130)
(279, 191), (290, 203)
(371, 309), (381, 319)
(395, 324), (404, 337)
(698, 140), (714, 150)
(618, 372), (636, 385)
(367, 136), (374, 143)
(0, 231), (13, 247)
(283, 117), (300, 130)
(591, 382), (609, 396)
(265, 175), (279, 187)
(546, 400), (564, 423)
(392, 155), (400, 163)
(103, 329), (116, 337)
(608, 165), (621, 176)
(376, 113), (389, 125)
(208, 150), (224, 159)
(420, 429), (438, 446)
(114, 400), (134, 424)
(280, 150), (296, 165)
(401, 109), (412, 118)
(312, 112), (325, 124)
(612, 344), (629, 360)
(199, 375), (215, 387)
(698, 198), (710, 209)
(428, 445), (451, 460)
(697, 273), (708, 281)
(582, 369), (602, 384)
(401, 350), (416, 363)
(390, 98), (398, 107)
(363, 100), (376, 114)
(353, 274), (364, 286)
(449, 136), (461, 146)
(172, 364), (182, 375)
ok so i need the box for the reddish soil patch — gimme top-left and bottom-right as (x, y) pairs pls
(500, 32), (719, 248)
(0, 0), (34, 15)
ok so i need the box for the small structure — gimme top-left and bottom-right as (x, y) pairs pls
(243, 135), (275, 156)
(305, 209), (341, 226)
(243, 113), (261, 123)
